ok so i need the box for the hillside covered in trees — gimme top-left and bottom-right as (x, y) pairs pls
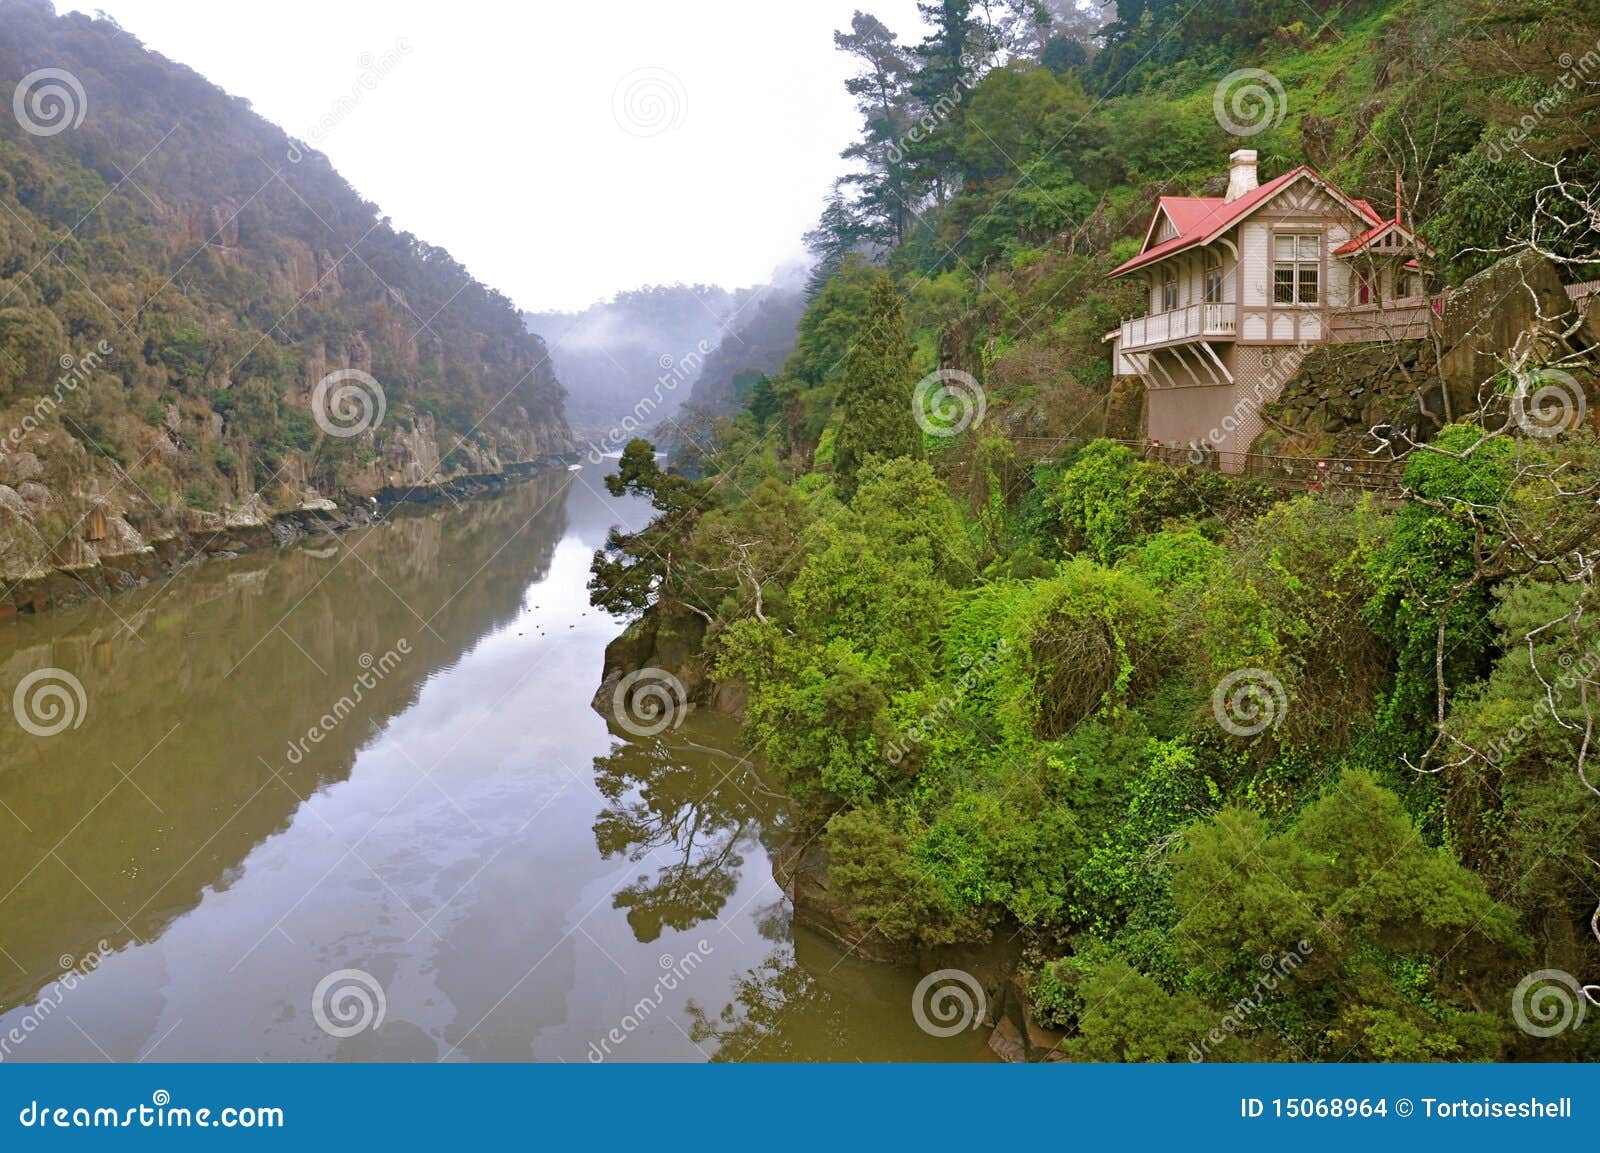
(592, 0), (1600, 1061)
(0, 0), (571, 588)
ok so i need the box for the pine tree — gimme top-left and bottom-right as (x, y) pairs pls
(832, 277), (923, 502)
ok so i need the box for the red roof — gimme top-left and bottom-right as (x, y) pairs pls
(1109, 166), (1387, 278)
(1332, 217), (1434, 258)
(1334, 220), (1396, 254)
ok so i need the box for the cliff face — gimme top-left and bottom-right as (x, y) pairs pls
(0, 1), (572, 595)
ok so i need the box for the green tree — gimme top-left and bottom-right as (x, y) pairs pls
(588, 439), (715, 617)
(831, 277), (923, 501)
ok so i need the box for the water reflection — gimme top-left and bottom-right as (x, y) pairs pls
(591, 730), (779, 943)
(0, 470), (987, 1062)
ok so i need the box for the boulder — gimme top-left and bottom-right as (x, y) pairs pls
(1438, 249), (1580, 410)
(0, 484), (30, 521)
(0, 450), (44, 485)
(770, 840), (902, 964)
(987, 1016), (1027, 1063)
(16, 482), (55, 512)
(590, 606), (710, 720)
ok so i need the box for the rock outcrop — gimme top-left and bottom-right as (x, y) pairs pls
(1437, 249), (1584, 412)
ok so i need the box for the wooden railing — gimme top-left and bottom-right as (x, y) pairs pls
(1119, 303), (1237, 351)
(1328, 301), (1437, 342)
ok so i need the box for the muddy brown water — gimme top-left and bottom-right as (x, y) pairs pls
(0, 468), (990, 1061)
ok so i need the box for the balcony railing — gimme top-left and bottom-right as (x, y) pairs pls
(1119, 302), (1237, 351)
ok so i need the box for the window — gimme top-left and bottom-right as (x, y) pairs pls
(1355, 270), (1374, 306)
(1204, 252), (1225, 304)
(1273, 234), (1320, 305)
(1395, 269), (1414, 299)
(1161, 277), (1178, 312)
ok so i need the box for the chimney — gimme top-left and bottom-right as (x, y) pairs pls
(1225, 149), (1259, 203)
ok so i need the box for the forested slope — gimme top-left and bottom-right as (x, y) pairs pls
(593, 0), (1600, 1062)
(0, 0), (571, 586)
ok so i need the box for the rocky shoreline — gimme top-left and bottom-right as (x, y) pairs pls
(0, 457), (577, 622)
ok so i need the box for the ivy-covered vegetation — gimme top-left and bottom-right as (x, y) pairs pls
(592, 0), (1600, 1060)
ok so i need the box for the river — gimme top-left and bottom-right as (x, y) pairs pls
(0, 468), (989, 1062)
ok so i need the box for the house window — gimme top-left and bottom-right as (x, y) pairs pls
(1161, 277), (1178, 312)
(1204, 252), (1224, 304)
(1395, 268), (1414, 299)
(1273, 234), (1320, 305)
(1355, 270), (1374, 306)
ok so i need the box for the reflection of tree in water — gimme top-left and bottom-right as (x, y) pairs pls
(690, 910), (981, 1062)
(687, 939), (857, 1063)
(590, 734), (778, 942)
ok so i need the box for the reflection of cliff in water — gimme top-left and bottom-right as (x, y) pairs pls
(0, 470), (572, 1012)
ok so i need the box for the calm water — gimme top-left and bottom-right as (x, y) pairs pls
(0, 469), (987, 1061)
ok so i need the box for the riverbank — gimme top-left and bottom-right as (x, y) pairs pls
(0, 470), (978, 1060)
(591, 604), (1063, 1062)
(0, 457), (578, 622)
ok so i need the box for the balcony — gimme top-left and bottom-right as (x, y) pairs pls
(1119, 302), (1236, 352)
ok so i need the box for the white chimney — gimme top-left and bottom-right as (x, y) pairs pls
(1225, 149), (1259, 202)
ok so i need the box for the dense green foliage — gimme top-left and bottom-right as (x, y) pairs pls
(588, 0), (1600, 1062)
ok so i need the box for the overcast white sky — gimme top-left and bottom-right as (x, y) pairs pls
(62, 0), (926, 312)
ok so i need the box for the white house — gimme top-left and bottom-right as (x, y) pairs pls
(1106, 149), (1435, 467)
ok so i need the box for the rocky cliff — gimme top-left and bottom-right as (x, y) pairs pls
(0, 1), (573, 611)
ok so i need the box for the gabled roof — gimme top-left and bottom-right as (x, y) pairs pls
(1332, 217), (1435, 258)
(1109, 166), (1387, 279)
